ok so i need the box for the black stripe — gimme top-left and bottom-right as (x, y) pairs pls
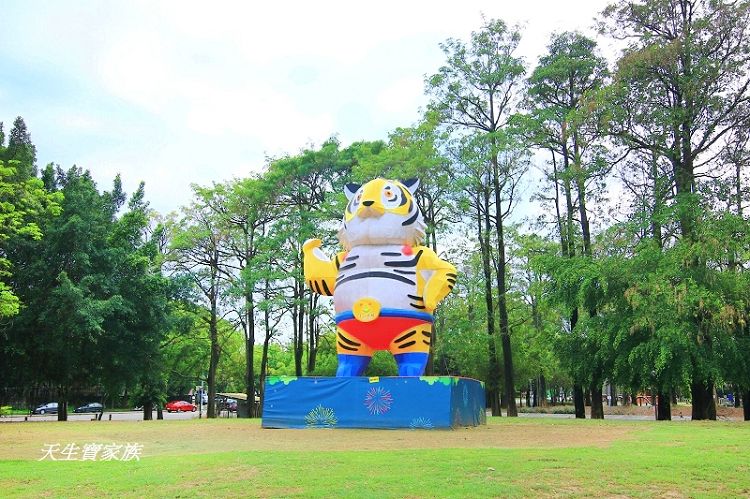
(447, 278), (456, 284)
(446, 273), (457, 278)
(411, 304), (426, 309)
(313, 281), (322, 294)
(407, 294), (423, 301)
(422, 340), (431, 345)
(321, 281), (332, 296)
(338, 333), (361, 346)
(345, 255), (360, 261)
(337, 271), (415, 286)
(335, 256), (340, 270)
(385, 250), (423, 268)
(381, 252), (402, 256)
(339, 263), (357, 271)
(423, 331), (432, 337)
(337, 341), (357, 351)
(394, 330), (417, 343)
(401, 209), (419, 226)
(394, 269), (416, 275)
(397, 340), (416, 349)
(447, 284), (454, 290)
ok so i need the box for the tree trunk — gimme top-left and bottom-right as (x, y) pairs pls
(207, 300), (220, 418)
(307, 293), (319, 373)
(491, 151), (517, 418)
(245, 334), (255, 418)
(590, 383), (604, 419)
(477, 195), (501, 416)
(656, 391), (671, 420)
(157, 407), (163, 420)
(733, 385), (740, 408)
(143, 401), (153, 421)
(293, 279), (305, 376)
(743, 390), (750, 421)
(260, 338), (270, 403)
(573, 385), (585, 419)
(610, 384), (618, 406)
(245, 296), (255, 418)
(57, 399), (67, 422)
(526, 382), (532, 408)
(691, 381), (717, 420)
(539, 375), (547, 407)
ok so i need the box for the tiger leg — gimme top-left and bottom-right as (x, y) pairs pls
(389, 323), (432, 376)
(336, 327), (373, 377)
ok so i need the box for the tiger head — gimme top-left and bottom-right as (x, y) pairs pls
(338, 178), (426, 249)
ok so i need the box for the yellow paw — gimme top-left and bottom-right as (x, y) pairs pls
(303, 238), (322, 252)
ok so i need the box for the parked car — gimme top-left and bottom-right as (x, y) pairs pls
(74, 402), (103, 413)
(165, 400), (196, 413)
(32, 402), (58, 415)
(226, 399), (237, 412)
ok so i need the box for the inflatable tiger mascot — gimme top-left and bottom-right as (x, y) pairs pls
(303, 178), (456, 376)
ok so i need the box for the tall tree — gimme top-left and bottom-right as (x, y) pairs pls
(525, 31), (610, 418)
(4, 116), (37, 178)
(218, 175), (275, 417)
(264, 140), (353, 376)
(427, 18), (526, 416)
(168, 187), (228, 418)
(3, 167), (164, 421)
(601, 0), (750, 419)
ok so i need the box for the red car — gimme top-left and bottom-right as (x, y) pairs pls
(165, 400), (196, 413)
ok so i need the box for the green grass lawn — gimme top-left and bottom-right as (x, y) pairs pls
(1, 418), (748, 497)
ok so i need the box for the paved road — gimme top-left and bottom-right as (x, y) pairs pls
(1, 408), (238, 423)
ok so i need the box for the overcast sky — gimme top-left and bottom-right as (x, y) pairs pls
(1, 0), (610, 215)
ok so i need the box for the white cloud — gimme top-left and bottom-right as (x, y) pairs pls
(1, 0), (612, 214)
(376, 77), (427, 117)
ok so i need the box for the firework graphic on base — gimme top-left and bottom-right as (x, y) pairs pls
(364, 387), (393, 415)
(409, 417), (434, 429)
(305, 404), (338, 427)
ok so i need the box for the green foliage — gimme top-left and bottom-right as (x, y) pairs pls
(0, 160), (62, 317)
(1, 166), (170, 410)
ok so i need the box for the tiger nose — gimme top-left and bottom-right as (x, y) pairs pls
(362, 200), (374, 206)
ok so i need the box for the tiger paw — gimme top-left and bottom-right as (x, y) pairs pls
(303, 238), (322, 252)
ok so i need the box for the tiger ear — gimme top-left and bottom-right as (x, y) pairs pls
(401, 178), (420, 194)
(344, 183), (361, 201)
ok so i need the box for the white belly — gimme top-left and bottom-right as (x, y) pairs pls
(333, 244), (418, 313)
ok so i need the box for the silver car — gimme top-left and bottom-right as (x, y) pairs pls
(32, 402), (58, 415)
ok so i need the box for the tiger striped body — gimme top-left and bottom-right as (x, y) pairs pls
(303, 178), (456, 376)
(334, 244), (425, 314)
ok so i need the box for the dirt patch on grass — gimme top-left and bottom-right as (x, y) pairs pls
(0, 419), (634, 460)
(602, 404), (745, 420)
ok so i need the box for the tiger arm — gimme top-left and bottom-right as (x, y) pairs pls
(302, 239), (343, 296)
(416, 246), (457, 310)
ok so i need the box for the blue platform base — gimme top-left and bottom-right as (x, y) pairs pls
(261, 376), (486, 429)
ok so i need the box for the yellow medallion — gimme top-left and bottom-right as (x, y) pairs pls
(352, 297), (381, 322)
